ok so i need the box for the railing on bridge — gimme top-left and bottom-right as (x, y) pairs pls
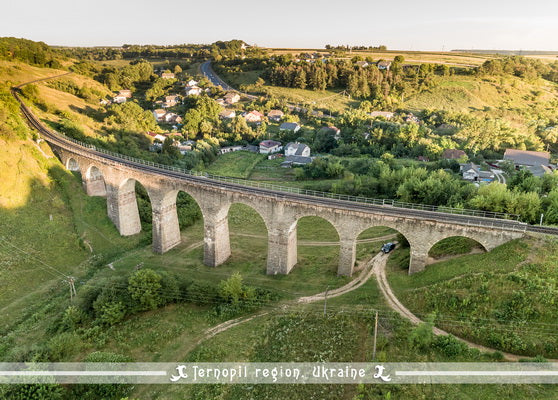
(44, 129), (524, 224)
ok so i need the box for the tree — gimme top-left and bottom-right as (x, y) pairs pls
(128, 269), (163, 310)
(219, 272), (254, 304)
(293, 68), (307, 89)
(542, 189), (558, 224)
(173, 64), (182, 74)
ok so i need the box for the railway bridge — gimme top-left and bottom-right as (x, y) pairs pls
(14, 86), (531, 276)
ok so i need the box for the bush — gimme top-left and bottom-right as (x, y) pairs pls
(69, 351), (133, 400)
(61, 305), (84, 330)
(47, 332), (83, 361)
(433, 335), (469, 358)
(128, 268), (163, 311)
(0, 384), (64, 400)
(408, 314), (435, 351)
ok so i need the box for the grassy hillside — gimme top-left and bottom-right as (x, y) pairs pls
(403, 74), (557, 114)
(0, 77), (145, 342)
(387, 237), (558, 358)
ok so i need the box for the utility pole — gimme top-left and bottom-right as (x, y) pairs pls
(372, 311), (379, 360)
(323, 286), (330, 317)
(68, 277), (77, 301)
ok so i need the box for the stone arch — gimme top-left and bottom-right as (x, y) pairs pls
(355, 225), (401, 256)
(83, 164), (106, 196)
(225, 202), (269, 270)
(66, 157), (80, 171)
(350, 222), (419, 275)
(426, 235), (487, 265)
(292, 215), (341, 274)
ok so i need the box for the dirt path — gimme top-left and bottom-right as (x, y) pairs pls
(374, 249), (526, 361)
(194, 250), (385, 347)
(298, 252), (385, 303)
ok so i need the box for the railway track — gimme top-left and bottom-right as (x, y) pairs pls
(11, 82), (558, 237)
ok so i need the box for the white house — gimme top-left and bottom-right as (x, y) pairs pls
(244, 110), (264, 123)
(224, 92), (240, 104)
(369, 111), (394, 119)
(267, 109), (284, 122)
(147, 132), (167, 142)
(279, 122), (301, 133)
(164, 113), (182, 124)
(153, 109), (166, 122)
(163, 95), (180, 108)
(259, 140), (282, 154)
(113, 95), (127, 104)
(185, 86), (202, 96)
(118, 89), (132, 98)
(187, 79), (198, 86)
(284, 142), (310, 157)
(219, 110), (236, 119)
(461, 163), (480, 181)
(377, 61), (392, 70)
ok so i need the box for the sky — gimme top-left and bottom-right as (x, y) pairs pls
(1, 0), (557, 50)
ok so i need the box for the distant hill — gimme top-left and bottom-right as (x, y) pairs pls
(453, 49), (558, 55)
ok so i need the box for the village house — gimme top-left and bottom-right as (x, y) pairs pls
(281, 155), (313, 167)
(405, 113), (420, 123)
(215, 98), (226, 106)
(177, 140), (195, 155)
(164, 113), (182, 124)
(259, 140), (282, 154)
(279, 122), (301, 133)
(356, 61), (369, 68)
(224, 92), (241, 104)
(377, 61), (392, 70)
(161, 72), (175, 79)
(267, 109), (284, 122)
(185, 86), (202, 96)
(146, 131), (167, 142)
(112, 94), (127, 104)
(369, 111), (394, 119)
(219, 110), (236, 119)
(99, 98), (111, 106)
(219, 145), (244, 155)
(503, 149), (550, 167)
(461, 163), (480, 181)
(118, 89), (132, 98)
(163, 95), (180, 108)
(461, 162), (495, 182)
(319, 125), (341, 140)
(244, 110), (264, 123)
(187, 79), (198, 86)
(528, 164), (553, 177)
(152, 109), (166, 122)
(442, 149), (467, 160)
(284, 142), (310, 157)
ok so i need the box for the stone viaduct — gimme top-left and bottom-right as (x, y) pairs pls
(57, 148), (525, 276)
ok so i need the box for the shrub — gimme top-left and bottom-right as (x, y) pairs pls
(433, 335), (469, 358)
(128, 268), (163, 311)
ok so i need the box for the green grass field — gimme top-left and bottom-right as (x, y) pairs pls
(387, 238), (558, 358)
(205, 151), (264, 178)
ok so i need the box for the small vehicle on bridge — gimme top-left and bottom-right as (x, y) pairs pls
(381, 242), (396, 253)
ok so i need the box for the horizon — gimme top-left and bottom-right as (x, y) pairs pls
(40, 42), (558, 53)
(2, 0), (558, 51)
